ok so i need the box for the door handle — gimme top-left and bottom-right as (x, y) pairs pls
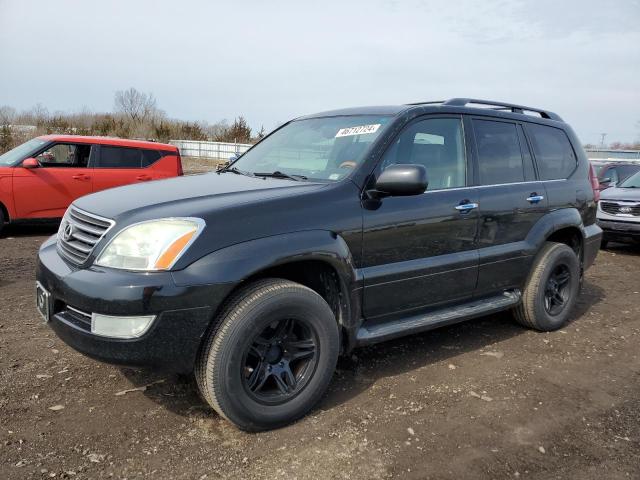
(526, 193), (544, 204)
(136, 175), (151, 181)
(455, 202), (479, 212)
(72, 174), (90, 180)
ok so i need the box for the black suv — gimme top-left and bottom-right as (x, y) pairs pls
(36, 98), (602, 431)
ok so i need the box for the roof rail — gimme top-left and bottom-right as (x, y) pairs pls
(441, 98), (562, 121)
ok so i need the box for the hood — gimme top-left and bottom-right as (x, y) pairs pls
(600, 187), (640, 202)
(74, 172), (326, 220)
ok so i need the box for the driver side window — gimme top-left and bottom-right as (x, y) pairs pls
(380, 117), (466, 190)
(36, 143), (91, 168)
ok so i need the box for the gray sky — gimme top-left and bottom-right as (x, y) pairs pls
(1, 0), (639, 144)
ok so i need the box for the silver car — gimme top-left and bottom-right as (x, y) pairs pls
(597, 170), (640, 247)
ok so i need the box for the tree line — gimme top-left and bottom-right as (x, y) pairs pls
(0, 87), (264, 154)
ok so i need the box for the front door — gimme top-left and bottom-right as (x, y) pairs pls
(13, 143), (93, 218)
(361, 116), (480, 319)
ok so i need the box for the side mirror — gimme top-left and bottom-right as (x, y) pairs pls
(600, 177), (612, 184)
(22, 158), (40, 169)
(229, 153), (241, 162)
(372, 164), (428, 198)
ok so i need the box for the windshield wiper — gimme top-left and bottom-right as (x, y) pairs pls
(253, 171), (307, 181)
(218, 166), (255, 177)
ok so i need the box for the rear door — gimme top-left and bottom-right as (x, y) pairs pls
(91, 145), (160, 192)
(470, 117), (549, 296)
(13, 143), (93, 218)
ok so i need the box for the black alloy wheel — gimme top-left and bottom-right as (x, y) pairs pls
(543, 264), (572, 316)
(242, 318), (318, 404)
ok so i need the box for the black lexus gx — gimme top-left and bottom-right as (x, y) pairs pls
(36, 98), (602, 431)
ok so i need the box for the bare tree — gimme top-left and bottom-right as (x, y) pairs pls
(114, 87), (159, 124)
(0, 106), (16, 125)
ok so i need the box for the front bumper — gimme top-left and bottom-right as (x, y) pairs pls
(597, 217), (640, 243)
(36, 237), (233, 373)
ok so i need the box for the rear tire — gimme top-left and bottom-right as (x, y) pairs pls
(0, 209), (4, 237)
(195, 278), (340, 431)
(514, 242), (580, 331)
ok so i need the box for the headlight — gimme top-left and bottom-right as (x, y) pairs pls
(95, 218), (204, 271)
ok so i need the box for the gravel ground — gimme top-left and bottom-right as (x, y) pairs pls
(0, 224), (638, 480)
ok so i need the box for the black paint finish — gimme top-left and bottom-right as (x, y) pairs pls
(37, 101), (602, 372)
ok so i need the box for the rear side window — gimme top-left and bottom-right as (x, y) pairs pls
(473, 119), (524, 185)
(97, 147), (162, 168)
(527, 124), (577, 180)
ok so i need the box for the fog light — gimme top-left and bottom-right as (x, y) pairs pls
(91, 313), (156, 338)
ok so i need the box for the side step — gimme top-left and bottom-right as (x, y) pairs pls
(355, 290), (521, 346)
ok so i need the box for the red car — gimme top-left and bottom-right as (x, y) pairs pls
(0, 135), (182, 232)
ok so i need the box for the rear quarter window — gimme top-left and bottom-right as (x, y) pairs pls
(142, 150), (162, 167)
(527, 124), (577, 180)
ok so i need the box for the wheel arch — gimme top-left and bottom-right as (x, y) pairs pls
(173, 230), (362, 354)
(0, 200), (8, 223)
(527, 208), (588, 266)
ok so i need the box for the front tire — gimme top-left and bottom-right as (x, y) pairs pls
(514, 242), (580, 331)
(195, 279), (340, 431)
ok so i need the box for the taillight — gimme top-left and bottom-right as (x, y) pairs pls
(176, 153), (183, 176)
(589, 163), (600, 202)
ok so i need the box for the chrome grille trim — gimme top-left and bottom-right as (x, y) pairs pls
(66, 305), (91, 319)
(600, 201), (640, 217)
(57, 206), (115, 265)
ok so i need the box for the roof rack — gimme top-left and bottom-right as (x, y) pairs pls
(408, 98), (562, 121)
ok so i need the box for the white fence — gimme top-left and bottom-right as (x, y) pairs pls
(170, 140), (253, 160)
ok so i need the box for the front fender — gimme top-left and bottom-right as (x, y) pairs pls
(172, 229), (360, 289)
(0, 169), (15, 220)
(171, 230), (362, 348)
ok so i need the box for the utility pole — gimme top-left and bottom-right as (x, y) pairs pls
(599, 133), (607, 148)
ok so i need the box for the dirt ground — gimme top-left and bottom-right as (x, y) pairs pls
(1, 223), (638, 480)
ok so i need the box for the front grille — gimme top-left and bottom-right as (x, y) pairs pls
(600, 201), (640, 217)
(57, 206), (114, 265)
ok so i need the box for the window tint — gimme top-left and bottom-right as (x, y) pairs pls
(527, 124), (577, 180)
(142, 149), (162, 167)
(473, 120), (524, 185)
(380, 117), (466, 190)
(98, 146), (142, 168)
(617, 165), (640, 181)
(517, 125), (537, 181)
(233, 115), (390, 182)
(36, 143), (90, 168)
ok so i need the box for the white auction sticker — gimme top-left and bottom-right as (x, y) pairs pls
(335, 124), (381, 138)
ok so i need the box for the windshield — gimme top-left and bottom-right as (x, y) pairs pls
(230, 115), (392, 181)
(0, 137), (48, 166)
(619, 170), (640, 188)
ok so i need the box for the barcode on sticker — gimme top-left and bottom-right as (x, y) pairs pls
(335, 124), (381, 138)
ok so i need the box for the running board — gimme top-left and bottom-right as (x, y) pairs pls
(356, 290), (521, 346)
